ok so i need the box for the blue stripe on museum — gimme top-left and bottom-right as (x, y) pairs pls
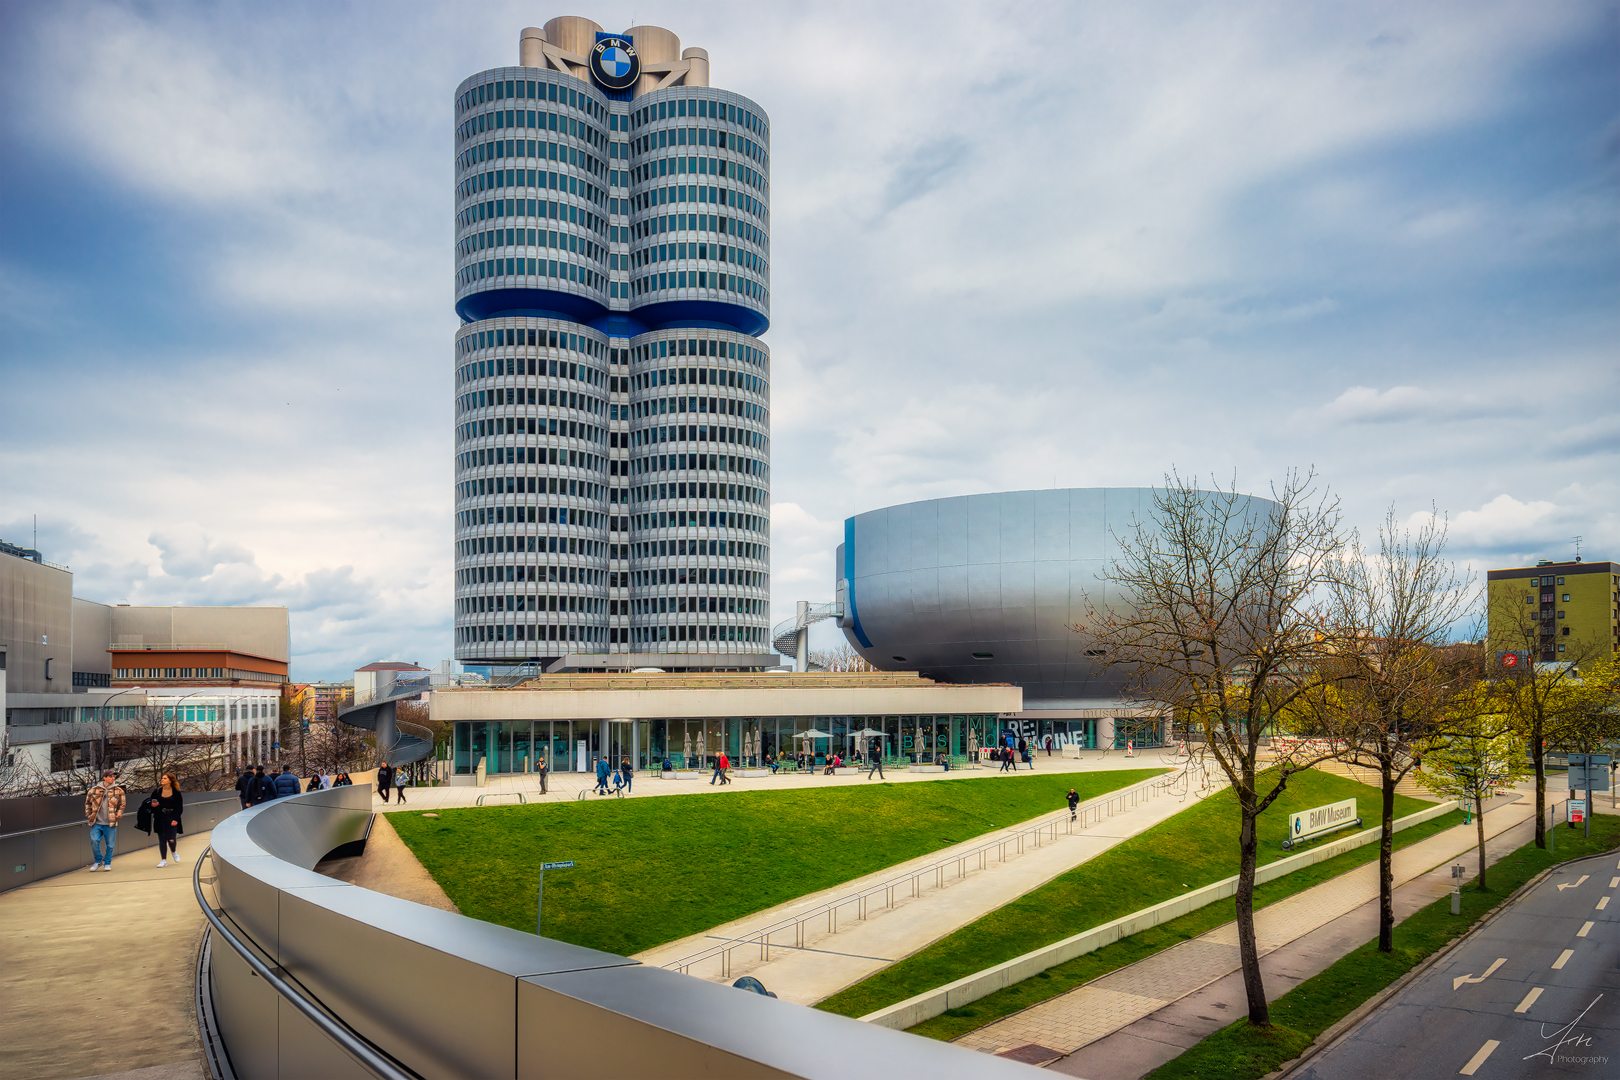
(457, 288), (769, 338)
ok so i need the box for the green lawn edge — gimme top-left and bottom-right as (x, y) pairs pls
(389, 768), (1163, 957)
(816, 769), (1434, 1020)
(907, 806), (1467, 1042)
(1144, 814), (1620, 1080)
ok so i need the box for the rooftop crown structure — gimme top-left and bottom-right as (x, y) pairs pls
(452, 18), (775, 676)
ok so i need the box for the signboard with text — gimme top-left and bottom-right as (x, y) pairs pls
(1286, 798), (1360, 849)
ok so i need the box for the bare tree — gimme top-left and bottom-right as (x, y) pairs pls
(810, 644), (876, 672)
(1076, 469), (1348, 1027)
(1321, 508), (1480, 951)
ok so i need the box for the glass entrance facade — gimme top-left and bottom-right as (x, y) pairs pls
(454, 714), (1004, 775)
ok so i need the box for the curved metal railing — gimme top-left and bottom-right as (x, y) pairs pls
(193, 845), (418, 1080)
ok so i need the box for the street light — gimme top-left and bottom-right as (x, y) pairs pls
(88, 686), (145, 774)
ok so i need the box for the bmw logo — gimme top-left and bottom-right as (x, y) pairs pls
(591, 37), (639, 91)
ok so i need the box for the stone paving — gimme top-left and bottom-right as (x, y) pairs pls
(956, 794), (1537, 1060)
(369, 748), (1184, 813)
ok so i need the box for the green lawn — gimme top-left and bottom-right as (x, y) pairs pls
(1147, 813), (1620, 1080)
(907, 806), (1466, 1041)
(817, 768), (1435, 1019)
(390, 769), (1161, 957)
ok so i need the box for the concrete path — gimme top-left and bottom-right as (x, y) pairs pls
(314, 811), (459, 912)
(956, 795), (1537, 1066)
(372, 749), (1182, 813)
(1053, 797), (1543, 1078)
(0, 830), (214, 1080)
(633, 767), (1212, 1005)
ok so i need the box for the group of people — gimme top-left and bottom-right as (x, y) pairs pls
(82, 768), (186, 871)
(375, 762), (411, 803)
(233, 764), (367, 807)
(995, 738), (1034, 772)
(593, 755), (635, 794)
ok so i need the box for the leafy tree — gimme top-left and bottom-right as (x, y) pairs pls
(1418, 705), (1529, 889)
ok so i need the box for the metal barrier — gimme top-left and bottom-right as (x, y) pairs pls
(475, 791), (527, 806)
(666, 763), (1226, 978)
(1, 790), (239, 894)
(198, 785), (1034, 1078)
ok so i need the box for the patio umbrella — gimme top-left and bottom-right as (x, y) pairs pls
(797, 728), (832, 739)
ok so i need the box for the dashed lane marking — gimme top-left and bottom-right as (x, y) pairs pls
(1600, 897), (1611, 911)
(1579, 921), (1595, 938)
(1460, 1040), (1499, 1076)
(1610, 876), (1619, 888)
(1553, 949), (1575, 970)
(1515, 987), (1544, 1013)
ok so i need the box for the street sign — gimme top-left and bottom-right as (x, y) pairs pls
(1568, 754), (1611, 792)
(542, 860), (575, 871)
(537, 859), (576, 935)
(1569, 799), (1586, 824)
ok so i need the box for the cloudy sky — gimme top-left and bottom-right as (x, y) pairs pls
(1, 1), (1615, 679)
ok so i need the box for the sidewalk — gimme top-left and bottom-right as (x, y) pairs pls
(372, 750), (1177, 813)
(955, 794), (1536, 1066)
(634, 766), (1209, 1005)
(0, 831), (214, 1080)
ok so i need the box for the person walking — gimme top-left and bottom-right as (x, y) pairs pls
(143, 773), (185, 867)
(594, 756), (611, 795)
(376, 761), (393, 803)
(867, 738), (885, 779)
(716, 750), (731, 785)
(619, 757), (633, 795)
(1067, 787), (1080, 822)
(234, 766), (254, 809)
(394, 766), (409, 803)
(536, 751), (549, 795)
(998, 745), (1013, 773)
(245, 765), (274, 806)
(1044, 735), (1054, 757)
(710, 751), (724, 785)
(85, 769), (125, 872)
(273, 765), (301, 799)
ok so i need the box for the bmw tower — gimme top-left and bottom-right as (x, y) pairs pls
(453, 17), (775, 674)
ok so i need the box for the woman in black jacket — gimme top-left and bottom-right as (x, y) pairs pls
(146, 773), (184, 867)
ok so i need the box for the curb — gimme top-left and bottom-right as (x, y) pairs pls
(1266, 837), (1620, 1080)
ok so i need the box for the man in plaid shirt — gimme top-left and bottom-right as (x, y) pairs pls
(84, 769), (126, 872)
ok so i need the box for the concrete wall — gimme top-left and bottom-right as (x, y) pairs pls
(71, 598), (112, 679)
(0, 555), (73, 695)
(110, 606), (289, 662)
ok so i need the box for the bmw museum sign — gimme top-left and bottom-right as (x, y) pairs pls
(591, 36), (639, 91)
(1283, 798), (1361, 850)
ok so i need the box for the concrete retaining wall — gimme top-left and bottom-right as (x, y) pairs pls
(861, 798), (1458, 1030)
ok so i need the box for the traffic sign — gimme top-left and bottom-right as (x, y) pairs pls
(1568, 754), (1611, 792)
(542, 860), (575, 871)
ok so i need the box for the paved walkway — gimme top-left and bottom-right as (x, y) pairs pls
(633, 764), (1214, 1004)
(956, 794), (1537, 1065)
(371, 749), (1183, 813)
(0, 830), (214, 1080)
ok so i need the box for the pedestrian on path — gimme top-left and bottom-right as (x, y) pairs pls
(595, 756), (612, 794)
(710, 751), (724, 785)
(318, 770), (332, 790)
(999, 746), (1013, 773)
(394, 767), (409, 803)
(1044, 735), (1054, 757)
(234, 766), (254, 809)
(273, 765), (301, 798)
(1067, 788), (1080, 821)
(867, 739), (885, 779)
(140, 773), (184, 867)
(376, 761), (393, 802)
(716, 751), (731, 785)
(619, 757), (633, 794)
(85, 769), (125, 872)
(245, 765), (274, 806)
(536, 751), (549, 794)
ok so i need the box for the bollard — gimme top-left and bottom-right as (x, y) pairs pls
(1451, 887), (1461, 916)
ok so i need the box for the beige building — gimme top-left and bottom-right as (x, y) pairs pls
(432, 671), (1019, 778)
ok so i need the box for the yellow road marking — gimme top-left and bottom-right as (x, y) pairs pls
(1460, 1040), (1499, 1076)
(1579, 921), (1595, 937)
(1553, 949), (1575, 970)
(1515, 987), (1544, 1013)
(1600, 897), (1611, 911)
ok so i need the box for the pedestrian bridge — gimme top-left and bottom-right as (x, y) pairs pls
(194, 784), (1033, 1078)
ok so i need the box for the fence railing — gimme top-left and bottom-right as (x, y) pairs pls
(665, 762), (1227, 978)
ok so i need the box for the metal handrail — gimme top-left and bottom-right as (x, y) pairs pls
(192, 845), (421, 1080)
(665, 763), (1227, 977)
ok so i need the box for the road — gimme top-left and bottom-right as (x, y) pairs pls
(1298, 850), (1620, 1079)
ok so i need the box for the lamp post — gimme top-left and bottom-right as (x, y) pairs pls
(88, 686), (145, 776)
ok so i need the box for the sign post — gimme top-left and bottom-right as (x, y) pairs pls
(537, 860), (576, 936)
(1567, 754), (1609, 840)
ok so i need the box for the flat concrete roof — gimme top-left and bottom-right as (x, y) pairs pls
(431, 672), (1021, 721)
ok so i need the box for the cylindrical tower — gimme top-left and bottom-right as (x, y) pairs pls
(453, 19), (773, 675)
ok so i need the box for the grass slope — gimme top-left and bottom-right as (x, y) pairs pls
(1147, 813), (1620, 1080)
(390, 769), (1160, 957)
(908, 807), (1466, 1041)
(816, 768), (1434, 1019)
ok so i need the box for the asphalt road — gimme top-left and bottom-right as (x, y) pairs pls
(1298, 849), (1620, 1079)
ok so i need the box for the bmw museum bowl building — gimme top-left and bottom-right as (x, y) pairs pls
(834, 488), (1280, 752)
(453, 18), (776, 678)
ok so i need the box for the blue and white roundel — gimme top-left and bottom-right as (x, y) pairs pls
(590, 37), (639, 91)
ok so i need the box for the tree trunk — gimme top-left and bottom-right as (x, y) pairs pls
(1378, 758), (1396, 952)
(1532, 711), (1546, 849)
(1475, 792), (1487, 890)
(1235, 804), (1270, 1025)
